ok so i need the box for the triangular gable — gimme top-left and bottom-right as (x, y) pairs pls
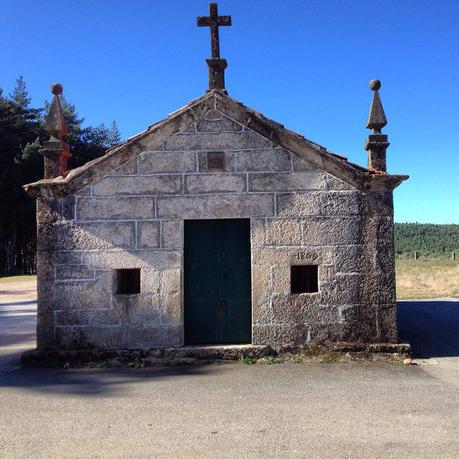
(23, 90), (408, 198)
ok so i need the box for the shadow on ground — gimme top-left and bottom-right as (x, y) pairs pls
(397, 300), (459, 359)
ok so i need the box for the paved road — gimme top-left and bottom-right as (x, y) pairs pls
(0, 284), (458, 458)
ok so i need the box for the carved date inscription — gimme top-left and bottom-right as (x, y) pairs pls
(295, 251), (319, 262)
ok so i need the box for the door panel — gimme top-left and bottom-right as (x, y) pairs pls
(184, 219), (251, 345)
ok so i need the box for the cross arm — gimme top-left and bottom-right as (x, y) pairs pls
(197, 15), (232, 27)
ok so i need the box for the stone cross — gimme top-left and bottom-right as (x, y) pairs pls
(197, 3), (231, 59)
(197, 3), (232, 92)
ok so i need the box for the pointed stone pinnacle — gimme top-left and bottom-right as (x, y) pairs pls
(366, 79), (387, 133)
(44, 83), (69, 140)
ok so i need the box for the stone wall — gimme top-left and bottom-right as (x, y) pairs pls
(36, 107), (396, 349)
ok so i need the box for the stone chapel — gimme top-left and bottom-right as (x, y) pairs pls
(24, 3), (408, 351)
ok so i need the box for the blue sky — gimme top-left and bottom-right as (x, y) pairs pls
(1, 0), (458, 223)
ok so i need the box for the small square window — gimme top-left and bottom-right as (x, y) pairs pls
(116, 269), (140, 294)
(291, 265), (318, 294)
(207, 151), (225, 171)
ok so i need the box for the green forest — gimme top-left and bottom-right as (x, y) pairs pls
(395, 223), (459, 258)
(0, 77), (121, 275)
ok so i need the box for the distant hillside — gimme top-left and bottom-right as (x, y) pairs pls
(395, 223), (459, 257)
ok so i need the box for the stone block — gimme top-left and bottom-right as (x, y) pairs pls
(113, 294), (161, 326)
(250, 218), (265, 248)
(276, 193), (322, 217)
(108, 159), (137, 176)
(196, 113), (243, 132)
(320, 192), (361, 216)
(88, 306), (127, 326)
(92, 175), (182, 196)
(302, 217), (363, 246)
(76, 186), (92, 196)
(77, 197), (155, 221)
(334, 245), (364, 273)
(164, 131), (271, 151)
(198, 151), (236, 172)
(55, 310), (89, 326)
(81, 250), (181, 270)
(271, 295), (338, 324)
(252, 324), (309, 346)
(162, 220), (183, 249)
(252, 246), (333, 268)
(237, 148), (291, 172)
(160, 269), (182, 324)
(55, 265), (95, 281)
(55, 326), (126, 349)
(308, 323), (344, 344)
(251, 266), (272, 324)
(324, 174), (355, 191)
(126, 324), (183, 348)
(157, 194), (274, 219)
(321, 273), (363, 305)
(249, 172), (324, 192)
(52, 270), (113, 311)
(185, 174), (246, 194)
(137, 221), (160, 249)
(271, 267), (290, 294)
(55, 222), (136, 250)
(141, 268), (161, 294)
(291, 153), (316, 171)
(265, 218), (302, 246)
(138, 151), (196, 174)
(54, 251), (82, 265)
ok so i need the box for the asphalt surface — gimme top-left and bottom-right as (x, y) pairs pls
(0, 284), (458, 458)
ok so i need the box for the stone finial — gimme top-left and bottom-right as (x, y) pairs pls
(40, 83), (72, 179)
(365, 79), (389, 172)
(366, 80), (387, 134)
(197, 3), (232, 92)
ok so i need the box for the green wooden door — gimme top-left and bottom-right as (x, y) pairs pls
(184, 219), (251, 345)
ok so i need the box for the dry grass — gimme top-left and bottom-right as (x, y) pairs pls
(0, 275), (36, 284)
(396, 259), (459, 299)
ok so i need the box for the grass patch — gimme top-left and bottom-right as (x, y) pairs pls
(0, 275), (36, 284)
(257, 356), (281, 365)
(396, 258), (459, 299)
(319, 353), (338, 364)
(239, 356), (256, 365)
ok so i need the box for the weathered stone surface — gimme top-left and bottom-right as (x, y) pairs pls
(126, 325), (183, 348)
(198, 151), (236, 172)
(302, 217), (363, 246)
(185, 174), (246, 194)
(54, 222), (136, 250)
(237, 148), (291, 172)
(138, 151), (196, 174)
(160, 269), (182, 324)
(291, 153), (316, 171)
(162, 220), (183, 249)
(164, 131), (271, 150)
(108, 159), (137, 176)
(251, 265), (272, 324)
(55, 265), (95, 281)
(253, 324), (309, 346)
(137, 221), (160, 249)
(92, 175), (182, 196)
(196, 113), (242, 132)
(265, 218), (302, 246)
(52, 270), (113, 311)
(157, 194), (274, 219)
(249, 172), (324, 192)
(55, 326), (126, 349)
(55, 310), (89, 326)
(271, 295), (339, 324)
(81, 250), (181, 270)
(77, 197), (155, 221)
